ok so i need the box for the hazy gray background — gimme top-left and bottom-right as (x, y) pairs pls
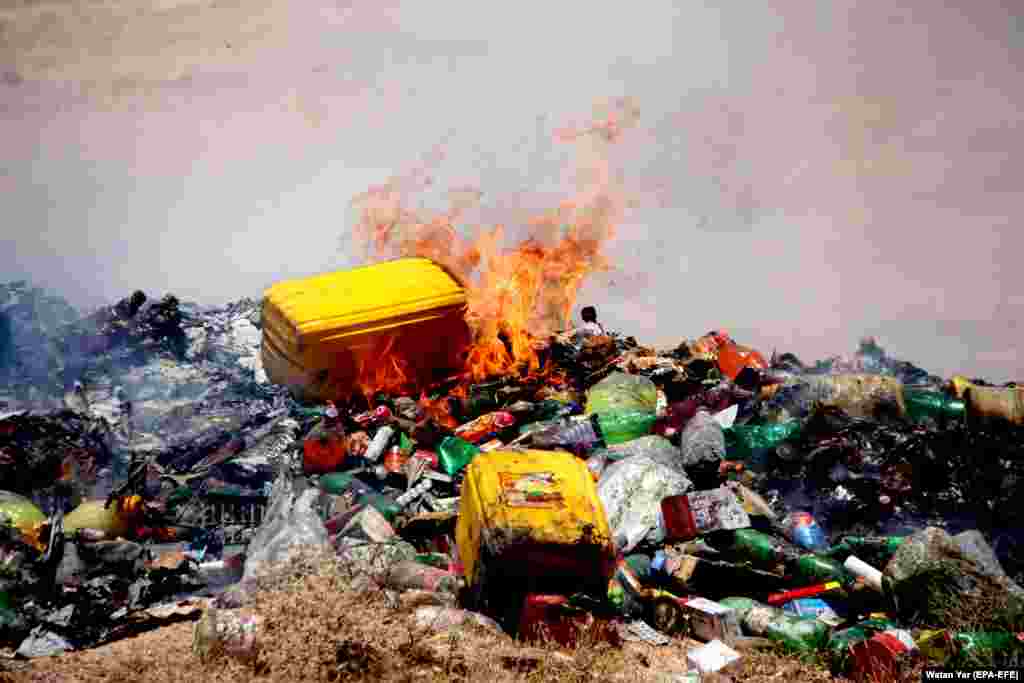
(2, 0), (1021, 381)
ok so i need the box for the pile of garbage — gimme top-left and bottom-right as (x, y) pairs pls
(3, 277), (1024, 681)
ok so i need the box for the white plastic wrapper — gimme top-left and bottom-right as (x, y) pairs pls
(687, 639), (742, 673)
(597, 455), (692, 554)
(242, 472), (329, 582)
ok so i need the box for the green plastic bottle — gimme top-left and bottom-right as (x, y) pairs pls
(724, 421), (802, 469)
(356, 493), (402, 522)
(594, 410), (657, 445)
(437, 436), (481, 476)
(904, 389), (966, 424)
(414, 552), (452, 570)
(731, 529), (791, 567)
(319, 471), (373, 497)
(0, 590), (20, 632)
(824, 536), (907, 562)
(624, 553), (653, 583)
(399, 432), (414, 453)
(720, 597), (831, 652)
(954, 632), (1021, 656)
(790, 554), (853, 586)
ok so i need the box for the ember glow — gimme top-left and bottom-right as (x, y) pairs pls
(350, 99), (638, 394)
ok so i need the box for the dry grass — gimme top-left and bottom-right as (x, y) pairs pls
(2, 544), (935, 682)
(2, 546), (648, 682)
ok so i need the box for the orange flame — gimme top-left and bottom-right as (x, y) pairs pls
(355, 334), (412, 399)
(349, 99), (638, 395)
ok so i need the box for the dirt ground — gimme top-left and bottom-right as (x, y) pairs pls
(0, 550), (855, 683)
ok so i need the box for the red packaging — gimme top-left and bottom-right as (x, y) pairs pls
(850, 630), (917, 682)
(518, 594), (619, 648)
(717, 343), (769, 381)
(767, 581), (841, 606)
(454, 411), (516, 444)
(411, 449), (439, 469)
(660, 495), (698, 542)
(354, 405), (392, 427)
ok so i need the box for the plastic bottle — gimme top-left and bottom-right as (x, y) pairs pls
(625, 553), (653, 583)
(585, 451), (608, 481)
(903, 389), (965, 424)
(823, 535), (907, 562)
(953, 632), (1021, 657)
(781, 511), (828, 551)
(530, 415), (605, 452)
(718, 597), (831, 652)
(843, 555), (884, 592)
(788, 554), (852, 586)
(383, 561), (459, 594)
(528, 399), (582, 422)
(723, 421), (802, 470)
(436, 436), (481, 476)
(364, 425), (395, 463)
(394, 480), (432, 508)
(454, 411), (516, 444)
(730, 529), (793, 567)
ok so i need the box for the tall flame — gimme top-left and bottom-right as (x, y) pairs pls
(350, 98), (639, 390)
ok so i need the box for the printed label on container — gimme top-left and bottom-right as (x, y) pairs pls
(499, 472), (564, 508)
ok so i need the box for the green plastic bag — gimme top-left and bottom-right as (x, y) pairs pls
(437, 436), (481, 476)
(595, 411), (657, 445)
(585, 373), (658, 416)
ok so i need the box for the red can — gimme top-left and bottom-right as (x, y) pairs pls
(383, 446), (409, 473)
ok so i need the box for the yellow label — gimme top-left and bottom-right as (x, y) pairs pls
(824, 581), (841, 591)
(499, 472), (564, 508)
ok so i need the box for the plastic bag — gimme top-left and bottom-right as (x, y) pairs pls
(800, 374), (907, 419)
(597, 456), (692, 554)
(242, 473), (328, 582)
(679, 410), (725, 467)
(596, 435), (683, 472)
(585, 372), (658, 417)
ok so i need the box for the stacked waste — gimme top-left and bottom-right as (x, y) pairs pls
(3, 267), (1024, 681)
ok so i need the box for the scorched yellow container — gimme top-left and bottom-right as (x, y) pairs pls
(456, 449), (616, 611)
(261, 258), (471, 402)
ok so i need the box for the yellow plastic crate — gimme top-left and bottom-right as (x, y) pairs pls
(261, 258), (470, 402)
(456, 449), (615, 609)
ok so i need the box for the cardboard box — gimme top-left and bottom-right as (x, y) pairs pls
(684, 597), (743, 645)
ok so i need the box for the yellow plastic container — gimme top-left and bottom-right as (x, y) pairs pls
(964, 385), (1024, 427)
(456, 449), (616, 610)
(63, 499), (135, 539)
(261, 258), (471, 402)
(0, 491), (47, 549)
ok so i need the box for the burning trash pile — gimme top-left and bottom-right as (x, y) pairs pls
(3, 110), (1024, 680)
(4, 264), (1024, 680)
